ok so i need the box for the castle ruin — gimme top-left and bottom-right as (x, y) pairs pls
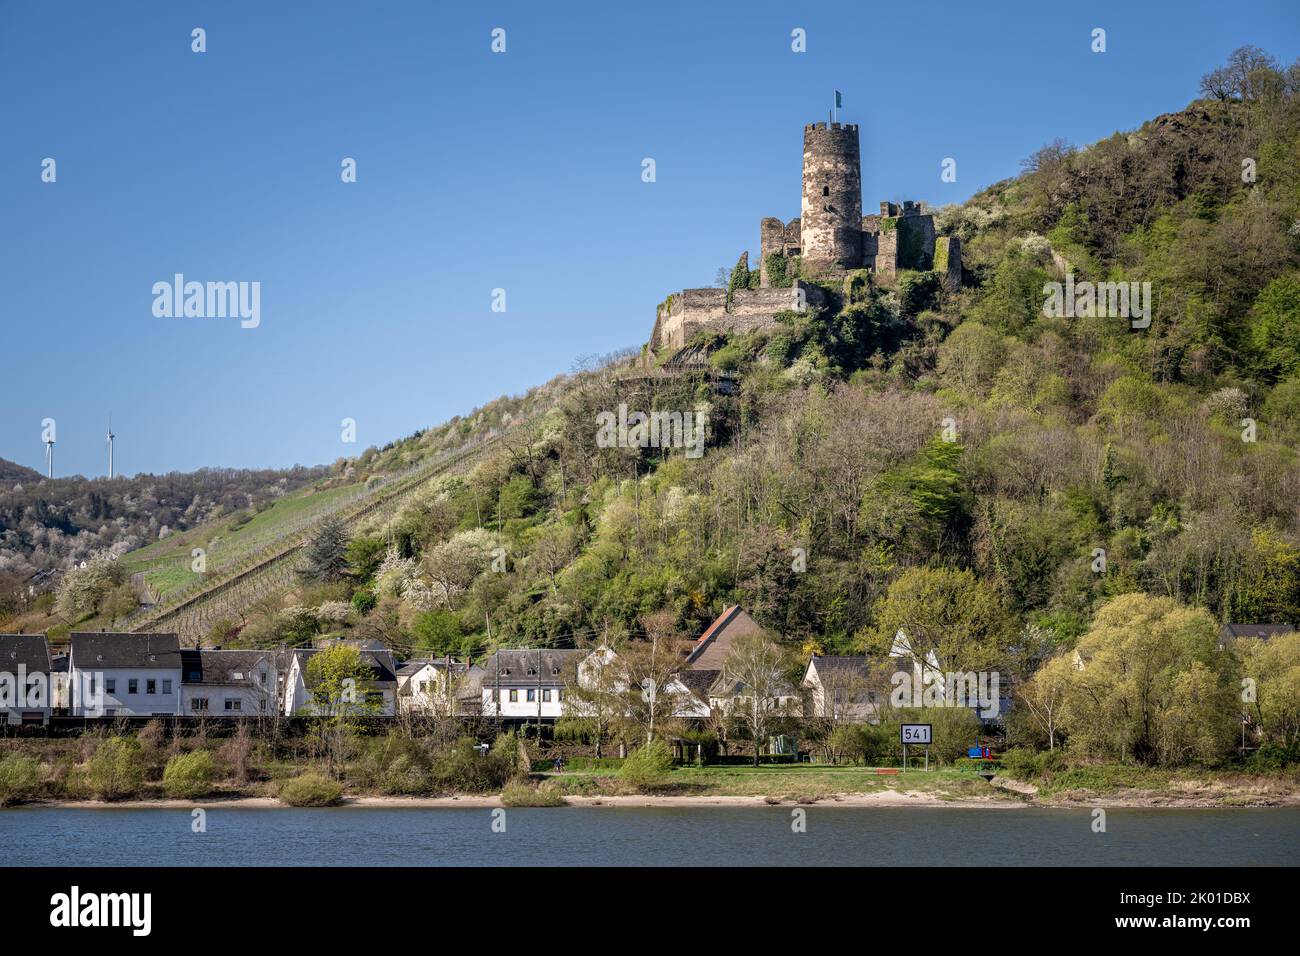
(649, 121), (961, 352)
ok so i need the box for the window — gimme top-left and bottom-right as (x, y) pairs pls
(88, 676), (97, 694)
(557, 688), (564, 702)
(526, 689), (536, 702)
(162, 680), (172, 694)
(191, 698), (208, 712)
(128, 678), (138, 694)
(508, 689), (518, 702)
(542, 689), (552, 702)
(224, 699), (242, 712)
(822, 185), (829, 197)
(146, 679), (156, 695)
(105, 679), (115, 694)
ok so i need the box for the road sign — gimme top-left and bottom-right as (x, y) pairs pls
(901, 723), (932, 745)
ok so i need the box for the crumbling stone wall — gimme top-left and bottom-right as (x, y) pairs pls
(651, 283), (824, 350)
(759, 217), (801, 287)
(934, 236), (962, 289)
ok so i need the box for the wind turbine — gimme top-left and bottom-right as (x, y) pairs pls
(107, 416), (115, 479)
(44, 433), (54, 479)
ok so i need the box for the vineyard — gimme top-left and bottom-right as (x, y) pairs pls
(120, 435), (500, 644)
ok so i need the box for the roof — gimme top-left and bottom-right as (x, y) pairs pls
(808, 655), (873, 676)
(291, 646), (398, 687)
(397, 658), (476, 678)
(677, 668), (721, 700)
(685, 606), (772, 670)
(0, 634), (51, 675)
(1220, 623), (1293, 643)
(397, 659), (436, 677)
(477, 649), (582, 686)
(180, 649), (277, 686)
(69, 632), (181, 670)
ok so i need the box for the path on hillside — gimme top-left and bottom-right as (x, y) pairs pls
(125, 436), (499, 644)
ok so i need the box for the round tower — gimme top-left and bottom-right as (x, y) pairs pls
(800, 122), (862, 269)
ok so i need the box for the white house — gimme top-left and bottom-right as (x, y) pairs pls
(68, 632), (183, 717)
(801, 655), (882, 722)
(479, 648), (583, 718)
(397, 658), (484, 716)
(889, 628), (945, 698)
(571, 644), (713, 719)
(281, 642), (398, 717)
(180, 649), (279, 717)
(0, 633), (54, 725)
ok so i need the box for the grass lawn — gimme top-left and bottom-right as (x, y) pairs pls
(120, 481), (364, 596)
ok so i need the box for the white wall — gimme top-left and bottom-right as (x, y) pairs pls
(481, 684), (567, 718)
(70, 666), (181, 717)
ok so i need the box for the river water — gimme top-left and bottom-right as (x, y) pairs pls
(2, 806), (1297, 866)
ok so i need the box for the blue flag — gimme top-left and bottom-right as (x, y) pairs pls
(834, 90), (842, 109)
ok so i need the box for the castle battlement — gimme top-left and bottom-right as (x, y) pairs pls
(649, 118), (961, 353)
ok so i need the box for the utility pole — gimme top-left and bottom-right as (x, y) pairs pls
(536, 647), (543, 745)
(648, 632), (657, 743)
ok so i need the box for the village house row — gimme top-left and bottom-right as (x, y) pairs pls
(0, 608), (878, 725)
(2, 608), (1286, 727)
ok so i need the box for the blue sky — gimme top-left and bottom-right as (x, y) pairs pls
(3, 0), (1298, 477)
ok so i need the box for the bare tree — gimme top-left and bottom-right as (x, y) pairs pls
(720, 633), (796, 767)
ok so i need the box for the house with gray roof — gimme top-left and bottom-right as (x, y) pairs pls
(0, 633), (54, 725)
(801, 655), (886, 723)
(478, 648), (583, 718)
(180, 649), (280, 717)
(397, 658), (484, 716)
(282, 640), (398, 717)
(68, 632), (182, 717)
(1218, 622), (1294, 651)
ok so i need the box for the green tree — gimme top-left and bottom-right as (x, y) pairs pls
(1249, 273), (1300, 380)
(1056, 593), (1236, 765)
(866, 566), (1016, 673)
(298, 516), (352, 584)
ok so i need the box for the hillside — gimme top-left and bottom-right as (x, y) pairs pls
(9, 47), (1300, 688)
(0, 458), (42, 486)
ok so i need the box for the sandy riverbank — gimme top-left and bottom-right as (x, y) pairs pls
(21, 787), (1297, 811)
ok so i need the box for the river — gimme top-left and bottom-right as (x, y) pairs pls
(2, 805), (1297, 866)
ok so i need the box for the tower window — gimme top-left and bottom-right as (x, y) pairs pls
(822, 186), (829, 197)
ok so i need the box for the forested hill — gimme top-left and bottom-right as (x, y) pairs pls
(15, 49), (1300, 685)
(303, 45), (1296, 660)
(0, 458), (42, 485)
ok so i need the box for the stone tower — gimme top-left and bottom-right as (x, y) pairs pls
(800, 122), (862, 269)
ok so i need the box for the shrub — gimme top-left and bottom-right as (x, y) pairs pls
(618, 740), (675, 787)
(1244, 744), (1300, 772)
(999, 747), (1067, 780)
(87, 737), (145, 801)
(0, 755), (42, 806)
(428, 738), (513, 793)
(500, 780), (565, 807)
(162, 750), (216, 799)
(279, 772), (344, 807)
(380, 753), (430, 795)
